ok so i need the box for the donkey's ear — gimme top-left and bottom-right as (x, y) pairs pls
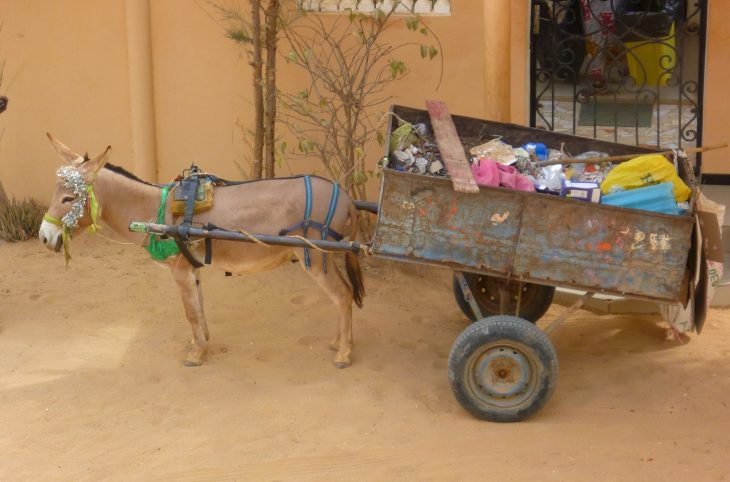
(87, 145), (112, 174)
(47, 133), (84, 165)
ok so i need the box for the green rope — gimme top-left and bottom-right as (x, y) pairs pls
(145, 186), (180, 261)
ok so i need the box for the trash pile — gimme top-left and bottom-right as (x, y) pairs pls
(386, 121), (692, 216)
(388, 122), (447, 176)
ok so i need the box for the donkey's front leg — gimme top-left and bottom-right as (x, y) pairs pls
(169, 263), (208, 366)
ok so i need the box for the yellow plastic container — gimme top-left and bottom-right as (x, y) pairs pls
(624, 23), (676, 87)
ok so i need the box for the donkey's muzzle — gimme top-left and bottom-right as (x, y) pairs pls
(39, 220), (63, 253)
(53, 235), (63, 252)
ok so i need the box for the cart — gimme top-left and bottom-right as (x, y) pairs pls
(130, 105), (699, 422)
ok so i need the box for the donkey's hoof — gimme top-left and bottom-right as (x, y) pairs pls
(183, 347), (206, 367)
(333, 357), (351, 369)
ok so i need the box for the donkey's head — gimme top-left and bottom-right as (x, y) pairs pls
(39, 134), (111, 258)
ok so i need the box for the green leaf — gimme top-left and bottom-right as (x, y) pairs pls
(389, 59), (406, 79)
(429, 46), (438, 59)
(405, 16), (419, 31)
(287, 51), (299, 63)
(419, 27), (428, 36)
(352, 170), (368, 186)
(275, 142), (287, 167)
(298, 138), (315, 154)
(376, 130), (385, 147)
(373, 8), (386, 23)
(227, 27), (251, 44)
(420, 45), (428, 58)
(355, 146), (365, 159)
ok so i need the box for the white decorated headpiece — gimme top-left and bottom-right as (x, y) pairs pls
(56, 165), (88, 229)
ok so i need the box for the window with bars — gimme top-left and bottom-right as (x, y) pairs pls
(298, 0), (451, 15)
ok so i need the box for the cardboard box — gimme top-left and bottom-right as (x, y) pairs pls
(561, 180), (601, 203)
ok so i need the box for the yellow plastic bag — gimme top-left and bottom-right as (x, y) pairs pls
(600, 154), (691, 202)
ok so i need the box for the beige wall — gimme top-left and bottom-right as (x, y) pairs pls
(148, 1), (488, 195)
(700, 3), (730, 175)
(0, 1), (725, 205)
(0, 0), (134, 202)
(0, 0), (487, 201)
(149, 0), (252, 183)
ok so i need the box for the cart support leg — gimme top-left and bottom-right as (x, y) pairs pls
(455, 272), (484, 320)
(544, 292), (594, 335)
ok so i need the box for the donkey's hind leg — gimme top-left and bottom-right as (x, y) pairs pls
(195, 270), (210, 341)
(299, 252), (354, 368)
(169, 262), (208, 366)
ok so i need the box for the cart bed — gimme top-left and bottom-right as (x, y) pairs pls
(372, 106), (696, 303)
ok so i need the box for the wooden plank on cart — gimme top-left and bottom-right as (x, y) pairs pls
(426, 100), (479, 194)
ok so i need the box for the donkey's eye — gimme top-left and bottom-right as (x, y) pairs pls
(62, 196), (76, 204)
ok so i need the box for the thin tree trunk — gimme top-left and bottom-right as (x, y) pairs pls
(263, 0), (280, 179)
(250, 0), (264, 179)
(0, 181), (8, 206)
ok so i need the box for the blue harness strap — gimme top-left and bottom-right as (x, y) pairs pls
(302, 176), (313, 269)
(320, 182), (340, 273)
(279, 220), (343, 242)
(282, 177), (342, 270)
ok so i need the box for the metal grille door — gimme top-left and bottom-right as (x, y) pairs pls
(529, 0), (707, 152)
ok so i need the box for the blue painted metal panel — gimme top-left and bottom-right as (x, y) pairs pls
(373, 172), (524, 275)
(514, 195), (691, 299)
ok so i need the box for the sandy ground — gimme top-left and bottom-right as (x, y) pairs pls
(1, 236), (729, 481)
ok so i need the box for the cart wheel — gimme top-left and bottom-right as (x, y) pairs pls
(452, 272), (555, 323)
(448, 315), (558, 422)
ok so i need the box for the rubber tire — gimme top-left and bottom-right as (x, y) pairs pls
(448, 315), (558, 423)
(452, 272), (555, 323)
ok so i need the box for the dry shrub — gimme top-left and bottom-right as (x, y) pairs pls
(0, 198), (46, 242)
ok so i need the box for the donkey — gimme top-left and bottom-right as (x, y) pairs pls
(39, 135), (364, 368)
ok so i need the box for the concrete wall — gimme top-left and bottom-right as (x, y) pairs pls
(0, 1), (725, 205)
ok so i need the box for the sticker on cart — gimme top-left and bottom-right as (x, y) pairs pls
(631, 230), (671, 252)
(490, 211), (510, 226)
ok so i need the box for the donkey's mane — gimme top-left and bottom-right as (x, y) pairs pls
(104, 163), (156, 186)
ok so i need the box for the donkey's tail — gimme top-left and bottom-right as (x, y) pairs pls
(345, 202), (365, 308)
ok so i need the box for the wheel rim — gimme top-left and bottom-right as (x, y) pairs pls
(469, 276), (538, 316)
(465, 341), (540, 409)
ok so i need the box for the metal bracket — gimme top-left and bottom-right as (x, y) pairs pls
(455, 272), (484, 320)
